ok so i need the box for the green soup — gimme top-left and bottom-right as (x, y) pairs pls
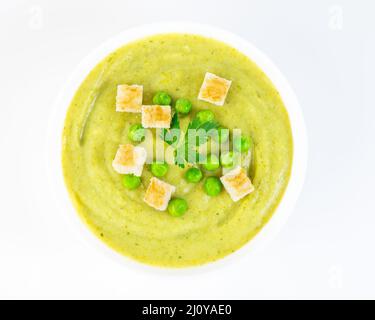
(62, 34), (293, 267)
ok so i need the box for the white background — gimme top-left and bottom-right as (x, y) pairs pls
(0, 0), (374, 299)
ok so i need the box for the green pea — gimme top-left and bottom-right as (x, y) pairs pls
(213, 127), (229, 144)
(184, 167), (203, 183)
(153, 91), (172, 105)
(220, 151), (237, 168)
(233, 136), (253, 153)
(122, 174), (141, 190)
(168, 198), (188, 217)
(128, 124), (145, 142)
(196, 109), (214, 123)
(175, 98), (192, 114)
(204, 176), (222, 196)
(203, 154), (220, 171)
(150, 162), (169, 177)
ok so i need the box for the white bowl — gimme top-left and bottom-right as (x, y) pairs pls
(47, 22), (308, 272)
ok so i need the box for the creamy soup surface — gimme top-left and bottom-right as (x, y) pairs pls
(62, 34), (293, 267)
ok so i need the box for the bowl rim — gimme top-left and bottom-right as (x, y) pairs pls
(47, 22), (308, 273)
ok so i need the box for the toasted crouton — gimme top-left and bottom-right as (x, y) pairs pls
(198, 72), (231, 106)
(116, 84), (143, 113)
(112, 144), (147, 176)
(143, 177), (176, 211)
(141, 105), (172, 128)
(220, 166), (254, 202)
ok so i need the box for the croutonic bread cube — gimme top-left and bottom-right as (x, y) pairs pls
(116, 84), (143, 113)
(198, 72), (231, 106)
(143, 177), (176, 211)
(112, 144), (147, 176)
(220, 166), (254, 202)
(141, 105), (172, 128)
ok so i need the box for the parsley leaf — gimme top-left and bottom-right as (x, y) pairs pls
(182, 117), (220, 164)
